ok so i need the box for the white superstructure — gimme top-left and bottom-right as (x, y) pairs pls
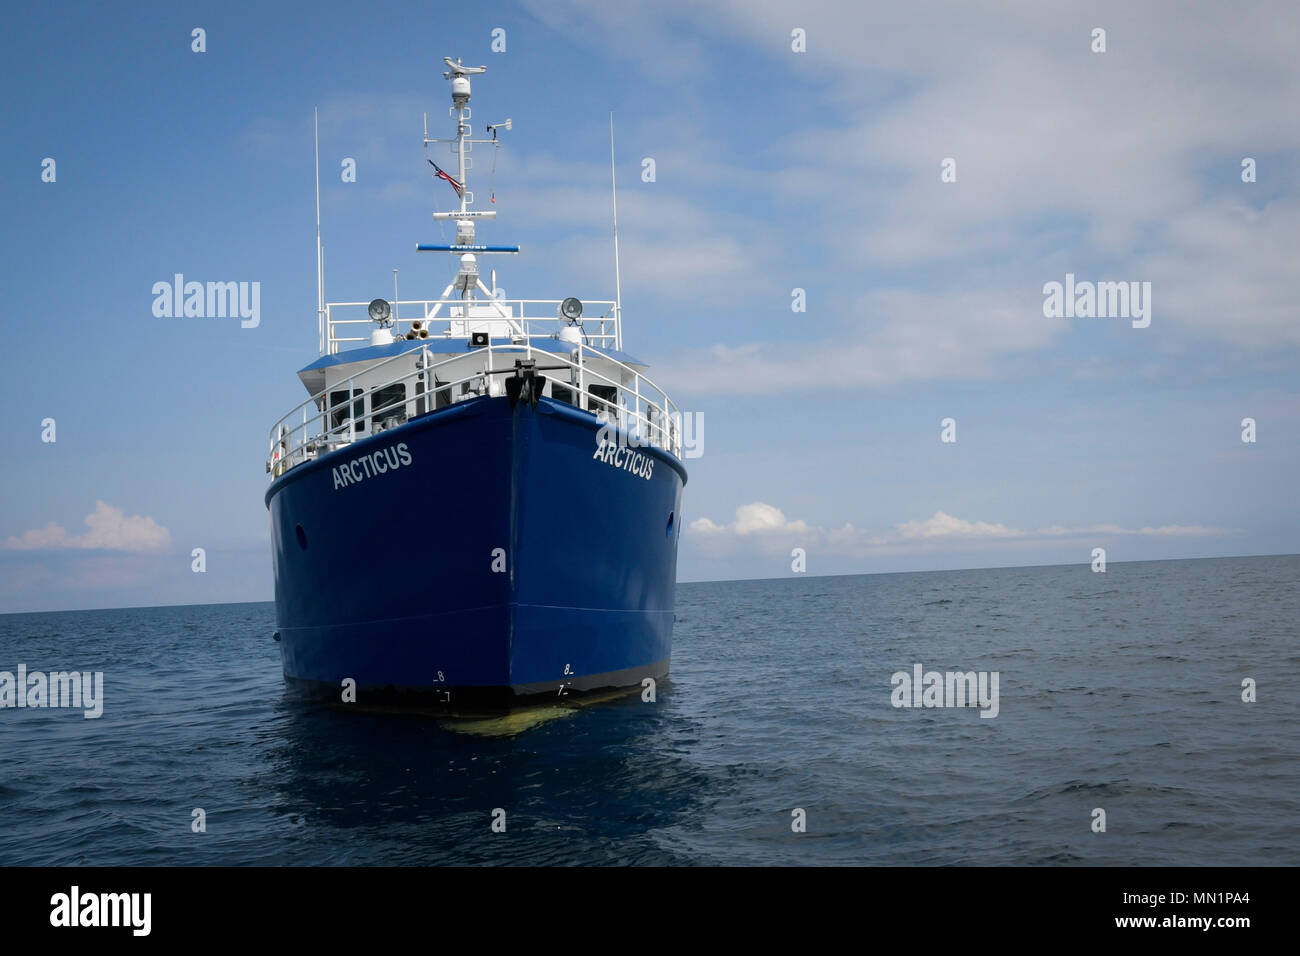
(267, 58), (680, 478)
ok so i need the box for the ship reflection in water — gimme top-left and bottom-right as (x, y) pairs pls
(265, 679), (713, 865)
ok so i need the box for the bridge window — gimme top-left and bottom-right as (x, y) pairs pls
(329, 389), (364, 433)
(431, 379), (452, 410)
(588, 384), (618, 414)
(372, 384), (407, 429)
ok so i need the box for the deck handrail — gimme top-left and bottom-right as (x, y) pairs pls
(323, 298), (620, 355)
(268, 338), (681, 478)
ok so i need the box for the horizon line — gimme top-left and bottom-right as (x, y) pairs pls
(1, 550), (1295, 617)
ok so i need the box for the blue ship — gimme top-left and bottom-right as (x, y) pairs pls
(265, 58), (686, 710)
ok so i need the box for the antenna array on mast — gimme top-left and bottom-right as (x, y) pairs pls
(418, 57), (523, 305)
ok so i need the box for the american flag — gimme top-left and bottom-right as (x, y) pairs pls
(428, 159), (463, 198)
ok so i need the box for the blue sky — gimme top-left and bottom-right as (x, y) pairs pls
(1, 0), (1297, 611)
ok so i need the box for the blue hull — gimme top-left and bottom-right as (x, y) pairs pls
(265, 395), (686, 709)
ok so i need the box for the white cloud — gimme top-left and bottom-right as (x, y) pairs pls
(687, 502), (1229, 558)
(3, 501), (171, 553)
(659, 285), (1065, 393)
(528, 0), (1300, 395)
(690, 501), (809, 535)
(892, 511), (1021, 541)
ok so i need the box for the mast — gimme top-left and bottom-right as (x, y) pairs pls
(449, 59), (477, 217)
(421, 58), (518, 307)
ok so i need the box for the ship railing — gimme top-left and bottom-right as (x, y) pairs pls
(322, 298), (620, 355)
(268, 339), (680, 478)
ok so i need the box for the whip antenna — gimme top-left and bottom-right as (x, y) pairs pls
(609, 112), (623, 350)
(314, 106), (325, 354)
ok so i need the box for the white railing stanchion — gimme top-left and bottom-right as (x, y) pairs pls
(347, 377), (355, 443)
(578, 345), (585, 412)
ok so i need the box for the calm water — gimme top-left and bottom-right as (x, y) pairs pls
(1, 556), (1296, 866)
